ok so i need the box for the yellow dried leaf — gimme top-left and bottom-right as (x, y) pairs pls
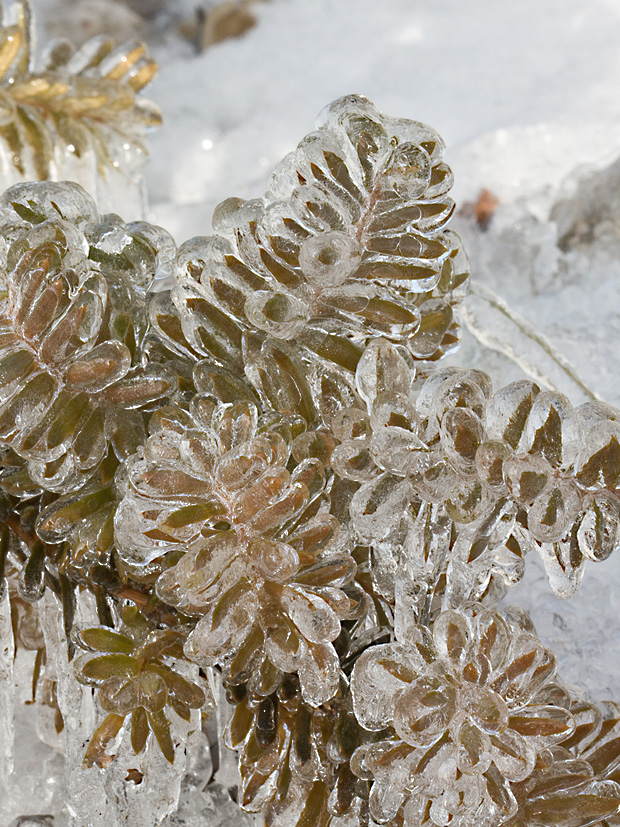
(0, 27), (23, 82)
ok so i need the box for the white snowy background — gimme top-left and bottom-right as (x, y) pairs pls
(8, 0), (620, 822)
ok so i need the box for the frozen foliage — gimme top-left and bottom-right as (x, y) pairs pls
(0, 182), (176, 494)
(174, 94), (467, 361)
(351, 606), (576, 824)
(224, 673), (366, 820)
(115, 397), (362, 707)
(3, 86), (620, 827)
(150, 94), (469, 433)
(73, 603), (210, 768)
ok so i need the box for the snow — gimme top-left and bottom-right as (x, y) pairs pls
(135, 0), (620, 238)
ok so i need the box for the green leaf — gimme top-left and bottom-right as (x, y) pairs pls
(75, 627), (135, 655)
(75, 653), (139, 685)
(146, 708), (175, 764)
(168, 696), (191, 721)
(297, 780), (330, 827)
(130, 706), (149, 755)
(10, 197), (46, 224)
(37, 486), (115, 541)
(153, 664), (206, 708)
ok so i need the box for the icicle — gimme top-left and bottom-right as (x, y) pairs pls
(101, 709), (201, 827)
(214, 674), (240, 793)
(38, 589), (109, 826)
(0, 579), (14, 786)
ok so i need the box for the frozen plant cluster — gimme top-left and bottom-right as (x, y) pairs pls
(1, 22), (620, 824)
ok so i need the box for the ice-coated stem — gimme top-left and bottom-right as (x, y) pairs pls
(463, 281), (600, 403)
(214, 675), (240, 794)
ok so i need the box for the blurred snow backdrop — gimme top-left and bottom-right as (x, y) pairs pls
(7, 0), (620, 822)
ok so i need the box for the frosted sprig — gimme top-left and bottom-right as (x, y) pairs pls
(150, 95), (469, 430)
(505, 699), (620, 826)
(0, 0), (160, 183)
(0, 181), (176, 493)
(178, 94), (467, 355)
(115, 397), (364, 705)
(350, 606), (575, 825)
(344, 342), (620, 603)
(73, 603), (210, 767)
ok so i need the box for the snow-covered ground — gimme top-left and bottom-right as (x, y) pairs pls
(11, 0), (620, 822)
(138, 0), (620, 235)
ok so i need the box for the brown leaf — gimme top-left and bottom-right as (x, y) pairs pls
(200, 3), (257, 50)
(83, 712), (125, 769)
(125, 768), (144, 784)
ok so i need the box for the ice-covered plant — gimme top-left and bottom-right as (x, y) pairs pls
(74, 603), (210, 768)
(2, 77), (620, 827)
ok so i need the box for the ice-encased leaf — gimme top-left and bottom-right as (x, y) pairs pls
(350, 473), (414, 540)
(577, 490), (620, 561)
(298, 640), (340, 706)
(356, 337), (414, 407)
(350, 643), (422, 730)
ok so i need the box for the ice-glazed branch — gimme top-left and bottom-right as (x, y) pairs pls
(463, 281), (600, 403)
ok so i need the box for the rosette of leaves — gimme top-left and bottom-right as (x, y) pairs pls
(224, 674), (368, 825)
(505, 699), (620, 827)
(0, 0), (160, 183)
(418, 371), (620, 599)
(114, 397), (364, 706)
(73, 604), (210, 768)
(0, 181), (177, 493)
(349, 606), (575, 825)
